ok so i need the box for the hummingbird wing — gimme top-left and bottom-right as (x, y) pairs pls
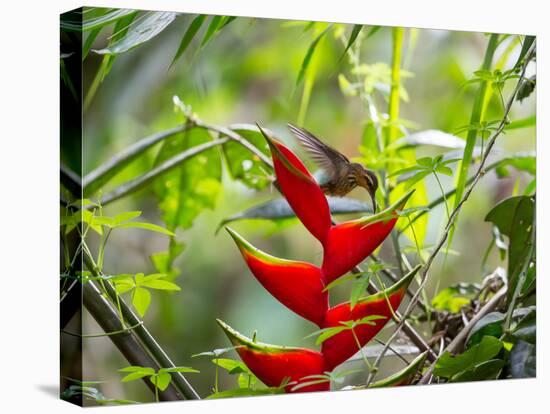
(287, 123), (350, 180)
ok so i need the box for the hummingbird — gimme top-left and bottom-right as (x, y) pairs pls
(287, 123), (379, 213)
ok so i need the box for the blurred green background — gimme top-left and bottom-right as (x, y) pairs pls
(76, 9), (535, 402)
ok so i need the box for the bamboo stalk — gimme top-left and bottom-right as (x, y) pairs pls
(82, 282), (182, 401)
(83, 255), (201, 400)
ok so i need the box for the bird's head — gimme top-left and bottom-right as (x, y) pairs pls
(350, 163), (379, 213)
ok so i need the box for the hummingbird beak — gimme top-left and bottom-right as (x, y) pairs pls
(368, 186), (377, 214)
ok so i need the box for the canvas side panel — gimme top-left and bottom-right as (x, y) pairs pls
(60, 7), (83, 407)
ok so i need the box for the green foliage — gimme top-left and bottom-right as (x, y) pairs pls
(307, 315), (387, 345)
(113, 273), (181, 317)
(390, 155), (460, 189)
(485, 195), (535, 303)
(94, 12), (177, 55)
(221, 125), (271, 190)
(154, 127), (222, 230)
(369, 351), (428, 388)
(431, 283), (479, 313)
(119, 365), (199, 395)
(296, 24), (332, 86)
(434, 336), (503, 381)
(61, 8), (138, 32)
(341, 25), (363, 58)
(171, 15), (207, 65)
(290, 369), (361, 392)
(509, 340), (536, 378)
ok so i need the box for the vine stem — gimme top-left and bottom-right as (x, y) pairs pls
(365, 42), (535, 387)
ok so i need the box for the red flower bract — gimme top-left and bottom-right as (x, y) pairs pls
(259, 125), (332, 244)
(321, 266), (420, 370)
(217, 125), (417, 393)
(321, 191), (415, 283)
(217, 319), (329, 393)
(227, 227), (328, 327)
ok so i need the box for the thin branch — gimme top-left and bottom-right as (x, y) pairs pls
(193, 119), (274, 169)
(99, 137), (229, 205)
(83, 124), (191, 194)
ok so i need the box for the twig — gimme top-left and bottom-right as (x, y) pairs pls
(418, 286), (506, 384)
(99, 138), (229, 205)
(193, 119), (273, 169)
(83, 124), (191, 194)
(365, 43), (535, 387)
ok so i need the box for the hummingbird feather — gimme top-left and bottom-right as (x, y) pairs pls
(287, 123), (349, 180)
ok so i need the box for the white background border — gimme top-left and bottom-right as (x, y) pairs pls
(0, 0), (546, 412)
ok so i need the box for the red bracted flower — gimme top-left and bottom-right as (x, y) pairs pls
(259, 124), (332, 244)
(321, 191), (415, 283)
(217, 319), (329, 393)
(258, 125), (414, 283)
(227, 227), (328, 327)
(218, 125), (418, 393)
(320, 265), (420, 371)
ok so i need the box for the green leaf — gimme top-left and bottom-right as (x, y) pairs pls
(119, 365), (154, 373)
(465, 312), (505, 346)
(509, 340), (536, 378)
(485, 196), (535, 303)
(212, 358), (252, 375)
(450, 359), (505, 382)
(513, 307), (536, 344)
(435, 164), (453, 176)
(207, 387), (283, 399)
(350, 275), (371, 310)
(154, 127), (222, 231)
(115, 221), (175, 236)
(296, 25), (332, 86)
(313, 326), (348, 345)
(221, 124), (271, 190)
(514, 36), (535, 69)
(432, 284), (478, 313)
(366, 25), (381, 38)
(404, 170), (431, 189)
(61, 8), (138, 32)
(219, 196), (373, 231)
(506, 115), (536, 130)
(114, 276), (135, 294)
(290, 378), (330, 392)
(132, 287), (151, 317)
(434, 336), (503, 378)
(341, 25), (362, 58)
(94, 12), (177, 55)
(119, 366), (155, 382)
(114, 211), (142, 224)
(200, 15), (224, 48)
(139, 279), (181, 291)
(417, 157), (434, 167)
(159, 367), (200, 374)
(171, 15), (207, 66)
(369, 351), (428, 387)
(192, 346), (242, 358)
(150, 372), (172, 391)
